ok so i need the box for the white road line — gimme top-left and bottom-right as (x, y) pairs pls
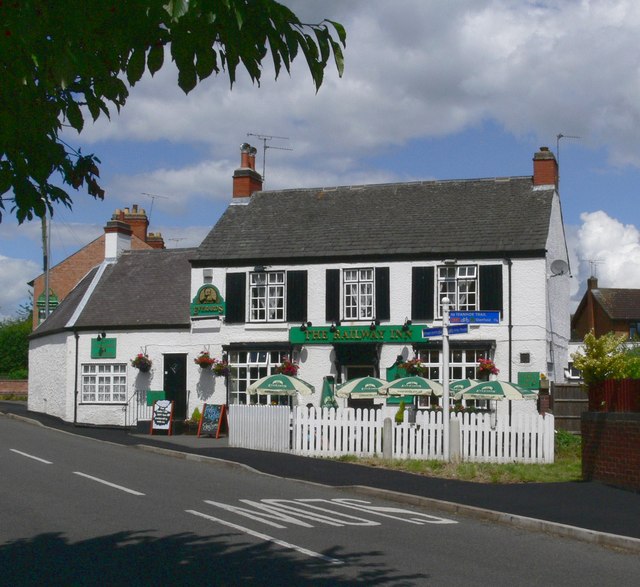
(10, 449), (53, 464)
(73, 472), (145, 496)
(185, 509), (343, 565)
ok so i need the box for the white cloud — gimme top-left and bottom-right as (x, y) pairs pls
(65, 0), (640, 210)
(0, 255), (40, 320)
(573, 211), (640, 297)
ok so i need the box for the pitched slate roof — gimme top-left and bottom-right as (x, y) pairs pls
(592, 289), (640, 320)
(194, 177), (555, 265)
(30, 267), (99, 337)
(31, 248), (195, 338)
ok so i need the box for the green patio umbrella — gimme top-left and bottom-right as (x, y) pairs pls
(247, 374), (315, 396)
(454, 380), (538, 401)
(381, 376), (444, 396)
(449, 379), (481, 395)
(335, 376), (387, 399)
(320, 377), (338, 408)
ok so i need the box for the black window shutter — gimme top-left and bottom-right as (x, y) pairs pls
(287, 270), (308, 323)
(375, 267), (390, 321)
(225, 273), (246, 323)
(412, 267), (434, 321)
(325, 269), (340, 322)
(479, 265), (503, 314)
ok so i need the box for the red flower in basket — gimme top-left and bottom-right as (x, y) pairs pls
(131, 353), (152, 372)
(212, 359), (229, 377)
(399, 358), (427, 376)
(194, 351), (216, 369)
(477, 358), (499, 376)
(275, 357), (299, 377)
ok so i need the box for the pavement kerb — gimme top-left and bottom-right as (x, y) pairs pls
(4, 410), (640, 554)
(339, 485), (640, 555)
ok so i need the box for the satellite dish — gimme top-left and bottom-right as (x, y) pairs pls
(550, 259), (569, 276)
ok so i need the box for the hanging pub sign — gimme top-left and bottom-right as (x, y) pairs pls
(150, 399), (174, 435)
(190, 284), (226, 317)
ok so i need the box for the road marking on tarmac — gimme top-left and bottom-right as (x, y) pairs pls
(185, 509), (343, 565)
(9, 449), (53, 464)
(73, 472), (145, 496)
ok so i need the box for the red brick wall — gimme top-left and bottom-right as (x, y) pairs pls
(32, 234), (152, 329)
(0, 379), (28, 395)
(582, 412), (640, 491)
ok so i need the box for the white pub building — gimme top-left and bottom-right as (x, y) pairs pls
(28, 145), (570, 427)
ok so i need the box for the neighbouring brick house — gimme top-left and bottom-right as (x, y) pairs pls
(30, 205), (165, 329)
(571, 276), (640, 340)
(567, 277), (640, 380)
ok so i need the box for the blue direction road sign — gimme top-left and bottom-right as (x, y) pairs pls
(422, 324), (469, 338)
(450, 311), (500, 324)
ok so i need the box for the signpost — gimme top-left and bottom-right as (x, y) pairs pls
(422, 324), (468, 338)
(450, 311), (500, 324)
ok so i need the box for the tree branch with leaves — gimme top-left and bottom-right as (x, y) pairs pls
(0, 0), (346, 223)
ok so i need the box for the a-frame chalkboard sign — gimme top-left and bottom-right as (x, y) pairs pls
(150, 399), (174, 435)
(197, 404), (228, 438)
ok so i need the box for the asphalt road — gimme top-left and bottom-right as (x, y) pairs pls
(2, 416), (640, 586)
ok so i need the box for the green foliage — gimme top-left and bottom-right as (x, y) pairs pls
(394, 400), (406, 424)
(190, 406), (202, 422)
(0, 0), (346, 223)
(0, 317), (31, 376)
(571, 330), (629, 385)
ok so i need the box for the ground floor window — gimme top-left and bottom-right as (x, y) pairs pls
(81, 364), (127, 403)
(228, 350), (292, 405)
(416, 348), (491, 409)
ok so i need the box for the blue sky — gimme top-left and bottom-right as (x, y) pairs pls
(3, 0), (640, 319)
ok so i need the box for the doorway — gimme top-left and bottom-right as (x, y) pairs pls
(163, 354), (187, 420)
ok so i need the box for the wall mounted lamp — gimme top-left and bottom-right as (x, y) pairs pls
(300, 321), (312, 331)
(369, 319), (379, 331)
(402, 318), (412, 332)
(96, 332), (107, 340)
(329, 320), (341, 332)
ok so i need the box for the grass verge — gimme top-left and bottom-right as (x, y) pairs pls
(334, 430), (582, 484)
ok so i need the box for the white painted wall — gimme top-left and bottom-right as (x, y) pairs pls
(28, 332), (70, 420)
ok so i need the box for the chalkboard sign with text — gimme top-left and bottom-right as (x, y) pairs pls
(150, 399), (174, 435)
(198, 404), (228, 438)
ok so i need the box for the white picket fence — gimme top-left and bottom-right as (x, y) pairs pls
(228, 404), (291, 453)
(228, 405), (555, 463)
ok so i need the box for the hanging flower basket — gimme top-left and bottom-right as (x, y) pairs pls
(131, 353), (152, 373)
(194, 351), (216, 369)
(275, 357), (299, 377)
(212, 359), (230, 377)
(477, 358), (499, 380)
(399, 358), (427, 377)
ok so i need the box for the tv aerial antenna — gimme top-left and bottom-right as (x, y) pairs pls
(141, 192), (170, 223)
(581, 258), (603, 278)
(555, 133), (581, 190)
(247, 133), (292, 183)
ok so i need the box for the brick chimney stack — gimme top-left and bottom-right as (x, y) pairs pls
(122, 204), (149, 242)
(533, 146), (558, 188)
(146, 232), (165, 249)
(233, 143), (263, 198)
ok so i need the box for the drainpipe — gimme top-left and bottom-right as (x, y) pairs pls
(507, 258), (513, 381)
(73, 331), (79, 426)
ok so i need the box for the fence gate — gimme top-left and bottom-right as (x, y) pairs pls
(551, 384), (587, 433)
(228, 404), (291, 452)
